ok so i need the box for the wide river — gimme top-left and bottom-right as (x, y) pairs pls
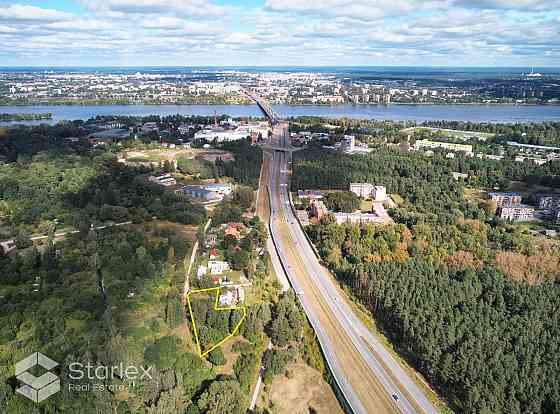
(1, 104), (559, 125)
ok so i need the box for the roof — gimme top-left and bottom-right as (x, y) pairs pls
(488, 192), (521, 197)
(502, 204), (534, 209)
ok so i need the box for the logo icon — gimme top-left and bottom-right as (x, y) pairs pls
(15, 352), (60, 403)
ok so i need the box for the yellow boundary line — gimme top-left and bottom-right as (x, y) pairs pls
(186, 287), (247, 357)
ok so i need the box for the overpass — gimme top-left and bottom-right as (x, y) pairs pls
(241, 87), (280, 124)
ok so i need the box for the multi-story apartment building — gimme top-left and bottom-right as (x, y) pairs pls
(536, 194), (560, 210)
(350, 183), (374, 199)
(414, 139), (473, 155)
(499, 204), (535, 221)
(488, 192), (522, 207)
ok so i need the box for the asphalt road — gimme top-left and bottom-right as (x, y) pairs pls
(266, 122), (439, 414)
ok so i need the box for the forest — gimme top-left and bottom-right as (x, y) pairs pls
(298, 144), (560, 413)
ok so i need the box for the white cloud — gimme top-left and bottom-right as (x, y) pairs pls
(81, 0), (226, 18)
(0, 4), (73, 22)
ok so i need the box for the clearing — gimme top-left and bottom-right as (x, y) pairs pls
(262, 361), (343, 414)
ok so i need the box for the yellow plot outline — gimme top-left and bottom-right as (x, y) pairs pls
(186, 287), (247, 357)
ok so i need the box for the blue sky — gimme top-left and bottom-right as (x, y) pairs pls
(0, 0), (558, 66)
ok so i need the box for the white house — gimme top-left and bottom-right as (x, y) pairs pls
(208, 260), (230, 275)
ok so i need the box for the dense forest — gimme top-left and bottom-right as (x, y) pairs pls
(298, 144), (560, 413)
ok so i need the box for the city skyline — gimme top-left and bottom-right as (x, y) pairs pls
(0, 0), (559, 67)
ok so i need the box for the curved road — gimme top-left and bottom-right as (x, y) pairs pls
(265, 122), (438, 414)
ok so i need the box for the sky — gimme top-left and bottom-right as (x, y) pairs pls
(0, 0), (558, 67)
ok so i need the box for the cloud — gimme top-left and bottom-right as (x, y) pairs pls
(0, 0), (558, 66)
(264, 0), (446, 20)
(81, 0), (226, 18)
(0, 4), (73, 22)
(453, 0), (560, 10)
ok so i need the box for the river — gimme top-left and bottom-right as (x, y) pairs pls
(0, 104), (559, 125)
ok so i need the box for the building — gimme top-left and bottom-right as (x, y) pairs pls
(197, 265), (207, 279)
(224, 222), (244, 239)
(208, 260), (230, 275)
(0, 240), (17, 255)
(310, 200), (328, 221)
(499, 204), (535, 221)
(178, 124), (195, 135)
(334, 212), (386, 225)
(537, 194), (560, 210)
(414, 139), (473, 155)
(178, 185), (221, 202)
(219, 290), (236, 306)
(148, 174), (176, 187)
(194, 127), (247, 142)
(350, 183), (374, 199)
(141, 122), (159, 134)
(452, 172), (469, 180)
(194, 122), (270, 143)
(204, 183), (233, 196)
(297, 190), (324, 200)
(340, 135), (355, 152)
(372, 186), (387, 202)
(488, 192), (522, 207)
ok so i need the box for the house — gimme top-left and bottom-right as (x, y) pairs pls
(197, 265), (207, 279)
(224, 223), (244, 239)
(148, 174), (176, 187)
(498, 204), (535, 221)
(219, 290), (236, 306)
(0, 240), (17, 255)
(488, 192), (522, 207)
(206, 233), (218, 247)
(209, 248), (218, 260)
(208, 260), (230, 275)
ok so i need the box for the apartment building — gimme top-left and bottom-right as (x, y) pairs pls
(488, 192), (522, 207)
(499, 204), (535, 221)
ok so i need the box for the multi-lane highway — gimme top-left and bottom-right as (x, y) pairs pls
(263, 122), (439, 414)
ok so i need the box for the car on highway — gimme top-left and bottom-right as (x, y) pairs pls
(392, 394), (399, 402)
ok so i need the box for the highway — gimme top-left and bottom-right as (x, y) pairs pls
(264, 122), (438, 414)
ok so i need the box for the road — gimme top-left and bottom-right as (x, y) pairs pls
(264, 122), (439, 414)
